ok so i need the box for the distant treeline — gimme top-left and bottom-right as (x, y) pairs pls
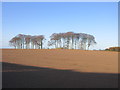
(9, 32), (97, 50)
(105, 47), (120, 52)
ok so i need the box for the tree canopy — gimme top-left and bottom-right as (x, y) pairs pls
(9, 32), (96, 50)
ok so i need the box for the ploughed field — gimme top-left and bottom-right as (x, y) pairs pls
(1, 49), (119, 88)
(2, 49), (118, 73)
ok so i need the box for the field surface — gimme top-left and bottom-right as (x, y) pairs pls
(2, 49), (119, 88)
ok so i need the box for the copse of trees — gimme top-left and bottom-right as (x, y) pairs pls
(48, 32), (96, 50)
(9, 32), (96, 50)
(9, 34), (45, 49)
(105, 47), (120, 52)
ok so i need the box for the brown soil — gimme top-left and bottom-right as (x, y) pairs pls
(1, 49), (119, 88)
(2, 49), (118, 73)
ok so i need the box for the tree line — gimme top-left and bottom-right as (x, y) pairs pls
(9, 34), (45, 49)
(9, 32), (97, 50)
(105, 47), (120, 52)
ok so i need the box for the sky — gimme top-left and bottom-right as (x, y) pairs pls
(1, 2), (118, 50)
(2, 0), (119, 2)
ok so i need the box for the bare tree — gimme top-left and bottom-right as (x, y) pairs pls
(87, 35), (97, 50)
(35, 35), (45, 49)
(9, 36), (21, 49)
(9, 37), (17, 49)
(16, 34), (26, 49)
(25, 35), (31, 49)
(48, 32), (96, 50)
(10, 32), (96, 50)
(10, 34), (45, 49)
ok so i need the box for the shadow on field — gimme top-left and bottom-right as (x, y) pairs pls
(2, 62), (118, 88)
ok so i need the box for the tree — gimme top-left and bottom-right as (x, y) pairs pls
(48, 32), (96, 50)
(25, 35), (31, 49)
(35, 35), (45, 49)
(87, 35), (97, 50)
(10, 32), (96, 50)
(10, 34), (45, 49)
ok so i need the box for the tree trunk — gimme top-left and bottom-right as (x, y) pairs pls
(41, 40), (43, 49)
